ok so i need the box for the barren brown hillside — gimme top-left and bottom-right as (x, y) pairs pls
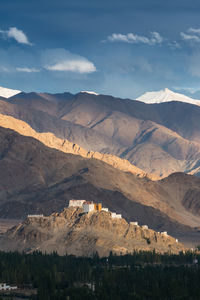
(0, 115), (200, 237)
(5, 91), (200, 177)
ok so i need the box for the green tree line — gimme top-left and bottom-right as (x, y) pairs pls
(0, 250), (200, 299)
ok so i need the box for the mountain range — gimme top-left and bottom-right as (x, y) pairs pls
(1, 86), (200, 248)
(1, 88), (200, 177)
(0, 111), (199, 246)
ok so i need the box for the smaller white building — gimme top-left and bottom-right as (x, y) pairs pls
(142, 225), (148, 229)
(115, 214), (122, 219)
(111, 212), (116, 218)
(28, 214), (44, 218)
(110, 213), (121, 219)
(161, 231), (168, 236)
(69, 200), (86, 207)
(83, 202), (95, 213)
(176, 239), (178, 243)
(0, 283), (17, 291)
(102, 208), (109, 212)
(130, 221), (138, 226)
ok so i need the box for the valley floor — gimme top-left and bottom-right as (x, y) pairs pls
(175, 231), (200, 248)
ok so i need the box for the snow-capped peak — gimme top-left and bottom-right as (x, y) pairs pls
(81, 91), (99, 96)
(136, 88), (200, 106)
(0, 86), (21, 98)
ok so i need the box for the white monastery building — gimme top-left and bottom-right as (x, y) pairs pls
(83, 202), (102, 213)
(69, 200), (86, 207)
(68, 199), (121, 218)
(83, 202), (95, 213)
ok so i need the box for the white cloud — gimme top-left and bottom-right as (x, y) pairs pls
(181, 32), (200, 42)
(180, 28), (200, 43)
(46, 60), (96, 73)
(188, 28), (200, 34)
(0, 27), (32, 45)
(43, 49), (96, 74)
(16, 67), (39, 73)
(150, 31), (163, 44)
(107, 33), (150, 44)
(167, 41), (181, 49)
(106, 31), (163, 45)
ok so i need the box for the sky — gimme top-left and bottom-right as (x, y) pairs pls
(1, 0), (200, 98)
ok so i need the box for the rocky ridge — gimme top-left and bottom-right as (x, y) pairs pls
(5, 90), (200, 177)
(0, 113), (158, 180)
(0, 207), (185, 256)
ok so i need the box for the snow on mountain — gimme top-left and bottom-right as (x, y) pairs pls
(81, 91), (99, 95)
(136, 88), (200, 106)
(0, 86), (21, 98)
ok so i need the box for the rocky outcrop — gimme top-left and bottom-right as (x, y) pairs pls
(1, 207), (185, 256)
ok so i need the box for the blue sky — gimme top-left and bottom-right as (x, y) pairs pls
(1, 0), (200, 98)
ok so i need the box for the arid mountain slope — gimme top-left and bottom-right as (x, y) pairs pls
(8, 92), (74, 116)
(160, 173), (200, 216)
(0, 207), (185, 256)
(80, 110), (200, 177)
(0, 99), (122, 154)
(0, 97), (127, 162)
(0, 113), (153, 179)
(0, 117), (200, 237)
(6, 92), (200, 177)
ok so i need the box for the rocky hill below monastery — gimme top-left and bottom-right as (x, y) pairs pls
(0, 207), (185, 256)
